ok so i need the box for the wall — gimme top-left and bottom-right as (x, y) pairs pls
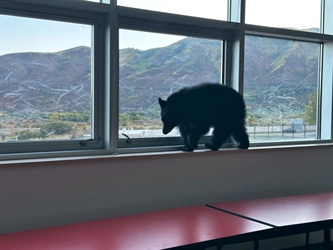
(0, 145), (332, 235)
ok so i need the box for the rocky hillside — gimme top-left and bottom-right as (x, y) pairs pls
(0, 46), (91, 113)
(0, 37), (318, 118)
(243, 36), (318, 119)
(119, 38), (222, 112)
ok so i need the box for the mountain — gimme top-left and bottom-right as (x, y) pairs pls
(119, 38), (222, 112)
(243, 36), (318, 120)
(0, 37), (318, 119)
(0, 46), (91, 113)
(119, 36), (318, 118)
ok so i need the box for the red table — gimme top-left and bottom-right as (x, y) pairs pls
(207, 192), (333, 227)
(207, 192), (333, 248)
(0, 205), (271, 250)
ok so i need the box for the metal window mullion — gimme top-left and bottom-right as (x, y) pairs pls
(320, 0), (325, 34)
(118, 22), (233, 43)
(93, 16), (107, 148)
(320, 43), (333, 140)
(317, 44), (324, 139)
(221, 41), (227, 85)
(244, 24), (333, 43)
(318, 0), (333, 141)
(118, 7), (235, 41)
(230, 30), (245, 94)
(106, 0), (119, 154)
(227, 0), (246, 94)
(322, 0), (333, 35)
(319, 2), (326, 150)
(1, 0), (109, 14)
(91, 25), (96, 141)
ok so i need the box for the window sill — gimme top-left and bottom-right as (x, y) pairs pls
(1, 142), (332, 166)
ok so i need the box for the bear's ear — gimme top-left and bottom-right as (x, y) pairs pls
(158, 98), (167, 108)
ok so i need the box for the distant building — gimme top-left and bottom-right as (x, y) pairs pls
(284, 118), (304, 133)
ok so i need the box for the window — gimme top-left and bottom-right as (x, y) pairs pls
(245, 0), (321, 32)
(1, 15), (93, 145)
(1, 0), (332, 159)
(119, 30), (224, 146)
(0, 4), (105, 155)
(244, 36), (321, 142)
(117, 0), (228, 21)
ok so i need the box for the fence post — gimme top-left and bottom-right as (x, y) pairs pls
(292, 123), (295, 139)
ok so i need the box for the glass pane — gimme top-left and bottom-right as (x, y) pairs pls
(0, 15), (93, 143)
(119, 29), (223, 139)
(246, 0), (321, 32)
(244, 36), (320, 142)
(118, 0), (228, 21)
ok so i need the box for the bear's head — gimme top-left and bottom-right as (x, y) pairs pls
(158, 98), (181, 135)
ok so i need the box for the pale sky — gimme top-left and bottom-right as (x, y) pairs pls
(0, 15), (92, 55)
(0, 0), (321, 55)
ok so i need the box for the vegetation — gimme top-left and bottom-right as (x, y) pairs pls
(0, 86), (317, 142)
(119, 111), (161, 130)
(0, 112), (89, 142)
(40, 121), (73, 136)
(0, 38), (320, 142)
(17, 130), (41, 140)
(48, 112), (90, 122)
(304, 90), (317, 125)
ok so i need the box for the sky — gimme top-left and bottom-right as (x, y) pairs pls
(0, 15), (92, 55)
(0, 0), (321, 55)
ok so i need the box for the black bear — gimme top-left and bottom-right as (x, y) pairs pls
(158, 83), (249, 151)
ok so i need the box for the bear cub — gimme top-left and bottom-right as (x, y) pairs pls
(158, 83), (250, 151)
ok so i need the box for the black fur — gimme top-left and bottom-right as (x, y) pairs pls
(158, 83), (250, 151)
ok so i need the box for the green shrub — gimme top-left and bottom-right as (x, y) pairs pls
(17, 130), (40, 140)
(48, 112), (90, 122)
(304, 91), (317, 125)
(40, 121), (73, 135)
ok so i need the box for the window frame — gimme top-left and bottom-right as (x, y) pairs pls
(0, 1), (107, 157)
(116, 8), (235, 152)
(115, 4), (333, 153)
(0, 0), (332, 160)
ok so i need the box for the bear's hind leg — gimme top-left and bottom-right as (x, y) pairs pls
(232, 124), (250, 149)
(205, 126), (231, 151)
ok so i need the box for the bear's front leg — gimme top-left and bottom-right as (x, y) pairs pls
(188, 134), (201, 150)
(179, 125), (194, 151)
(188, 124), (210, 150)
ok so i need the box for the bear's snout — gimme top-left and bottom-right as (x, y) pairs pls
(162, 126), (173, 134)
